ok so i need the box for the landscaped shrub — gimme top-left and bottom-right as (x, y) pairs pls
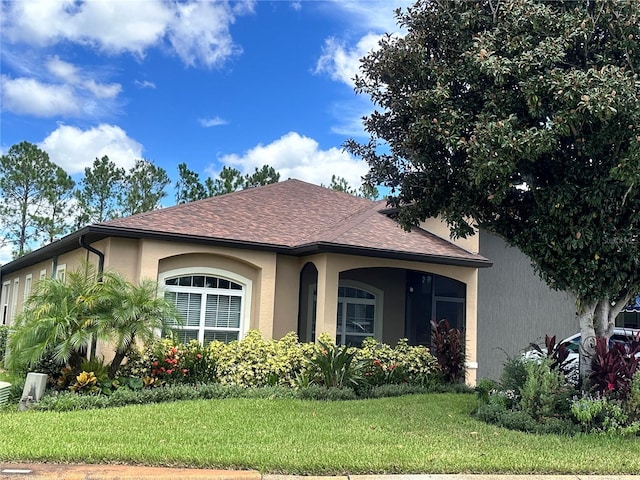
(210, 331), (313, 387)
(477, 333), (640, 436)
(624, 370), (640, 422)
(0, 325), (8, 364)
(519, 359), (573, 421)
(297, 384), (358, 401)
(499, 355), (528, 398)
(306, 339), (365, 389)
(571, 394), (640, 436)
(430, 319), (465, 383)
(357, 337), (439, 387)
(475, 378), (499, 407)
(20, 331), (445, 410)
(590, 337), (640, 401)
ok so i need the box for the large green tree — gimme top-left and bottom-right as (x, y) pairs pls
(204, 164), (281, 197)
(121, 159), (170, 216)
(0, 142), (61, 257)
(346, 0), (640, 379)
(175, 162), (208, 204)
(243, 165), (281, 189)
(206, 166), (246, 196)
(75, 155), (125, 227)
(325, 174), (380, 200)
(34, 166), (76, 243)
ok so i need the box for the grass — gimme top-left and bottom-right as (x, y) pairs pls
(1, 393), (639, 474)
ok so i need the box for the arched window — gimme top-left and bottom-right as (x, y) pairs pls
(159, 268), (251, 344)
(307, 280), (383, 347)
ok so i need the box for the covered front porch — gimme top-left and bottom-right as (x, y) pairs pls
(293, 253), (479, 383)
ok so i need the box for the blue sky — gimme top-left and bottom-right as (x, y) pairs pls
(1, 0), (408, 198)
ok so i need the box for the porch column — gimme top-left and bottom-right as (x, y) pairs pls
(464, 269), (479, 386)
(314, 254), (339, 341)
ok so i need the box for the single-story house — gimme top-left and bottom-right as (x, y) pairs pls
(0, 179), (492, 384)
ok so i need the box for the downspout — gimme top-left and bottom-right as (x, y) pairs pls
(79, 235), (104, 359)
(79, 235), (104, 281)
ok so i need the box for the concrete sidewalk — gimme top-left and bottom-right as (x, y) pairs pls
(1, 465), (638, 480)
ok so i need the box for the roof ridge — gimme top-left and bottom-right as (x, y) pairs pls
(315, 200), (383, 244)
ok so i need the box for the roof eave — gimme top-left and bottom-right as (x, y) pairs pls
(293, 242), (493, 268)
(1, 225), (492, 279)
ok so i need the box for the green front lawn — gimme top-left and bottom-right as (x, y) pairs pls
(1, 393), (638, 474)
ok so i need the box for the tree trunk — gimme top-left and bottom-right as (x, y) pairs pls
(108, 349), (127, 379)
(577, 299), (598, 384)
(108, 336), (134, 379)
(576, 293), (632, 387)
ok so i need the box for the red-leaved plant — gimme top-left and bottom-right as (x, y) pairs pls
(430, 319), (466, 383)
(529, 334), (573, 377)
(590, 336), (640, 400)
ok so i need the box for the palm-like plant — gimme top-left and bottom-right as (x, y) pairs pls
(6, 264), (100, 371)
(95, 272), (179, 378)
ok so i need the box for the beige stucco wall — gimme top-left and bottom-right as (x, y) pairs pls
(272, 255), (303, 339)
(421, 217), (480, 254)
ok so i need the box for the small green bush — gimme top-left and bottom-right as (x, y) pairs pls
(0, 325), (8, 363)
(475, 377), (499, 407)
(571, 394), (640, 436)
(624, 370), (640, 422)
(519, 359), (573, 420)
(500, 355), (528, 394)
(498, 410), (539, 433)
(307, 339), (364, 389)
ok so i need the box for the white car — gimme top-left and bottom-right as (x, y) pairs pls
(524, 328), (640, 382)
(559, 327), (640, 359)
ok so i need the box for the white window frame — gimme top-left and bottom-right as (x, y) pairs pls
(10, 278), (19, 321)
(1, 281), (10, 325)
(55, 264), (66, 283)
(158, 267), (252, 344)
(39, 269), (47, 280)
(307, 280), (383, 345)
(24, 274), (33, 302)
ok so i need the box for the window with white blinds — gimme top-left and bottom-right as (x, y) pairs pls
(164, 274), (245, 345)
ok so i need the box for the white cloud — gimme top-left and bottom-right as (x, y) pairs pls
(135, 80), (156, 89)
(327, 1), (409, 33)
(40, 124), (143, 174)
(2, 0), (254, 68)
(213, 132), (368, 188)
(1, 75), (82, 117)
(1, 57), (122, 118)
(199, 116), (228, 127)
(316, 33), (386, 88)
(167, 1), (240, 68)
(46, 56), (121, 99)
(2, 0), (171, 56)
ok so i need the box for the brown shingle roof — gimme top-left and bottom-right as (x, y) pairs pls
(101, 179), (489, 267)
